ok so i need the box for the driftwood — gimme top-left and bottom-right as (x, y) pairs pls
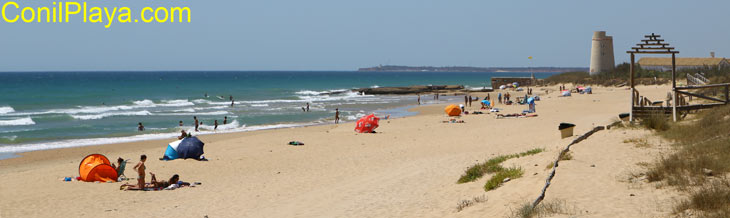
(530, 126), (606, 210)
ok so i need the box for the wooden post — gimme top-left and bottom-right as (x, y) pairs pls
(672, 53), (677, 122)
(725, 85), (730, 104)
(630, 53), (635, 121)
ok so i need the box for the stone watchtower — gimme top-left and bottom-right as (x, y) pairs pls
(589, 31), (615, 75)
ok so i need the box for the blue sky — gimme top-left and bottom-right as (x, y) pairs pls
(1, 0), (728, 71)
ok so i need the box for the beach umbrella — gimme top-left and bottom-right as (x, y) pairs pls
(444, 104), (462, 116)
(512, 82), (519, 87)
(354, 114), (379, 133)
(481, 100), (490, 107)
(163, 139), (182, 160)
(499, 85), (506, 90)
(163, 137), (205, 160)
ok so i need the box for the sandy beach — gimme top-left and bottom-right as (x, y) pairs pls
(0, 85), (679, 218)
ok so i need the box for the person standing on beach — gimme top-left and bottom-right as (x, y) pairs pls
(498, 93), (502, 104)
(468, 96), (472, 107)
(417, 94), (421, 105)
(335, 108), (340, 124)
(223, 116), (228, 125)
(121, 154), (147, 190)
(138, 122), (145, 131)
(194, 116), (199, 132)
(464, 95), (468, 106)
(214, 120), (218, 131)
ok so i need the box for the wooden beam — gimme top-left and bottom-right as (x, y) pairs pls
(630, 53), (635, 122)
(675, 83), (730, 90)
(672, 53), (677, 122)
(626, 51), (680, 54)
(631, 47), (675, 50)
(636, 43), (670, 47)
(641, 39), (664, 42)
(645, 34), (661, 37)
(676, 90), (726, 103)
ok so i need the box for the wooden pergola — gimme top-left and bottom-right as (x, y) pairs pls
(628, 33), (730, 121)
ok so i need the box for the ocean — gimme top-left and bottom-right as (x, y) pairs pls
(0, 71), (556, 157)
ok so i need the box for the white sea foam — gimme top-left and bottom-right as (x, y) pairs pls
(160, 99), (195, 107)
(370, 85), (380, 88)
(0, 106), (15, 114)
(0, 117), (35, 126)
(295, 89), (349, 96)
(1, 135), (17, 141)
(250, 104), (269, 107)
(0, 121), (314, 154)
(71, 110), (152, 120)
(168, 108), (196, 113)
(158, 111), (228, 116)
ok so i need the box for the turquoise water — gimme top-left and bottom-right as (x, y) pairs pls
(0, 71), (556, 155)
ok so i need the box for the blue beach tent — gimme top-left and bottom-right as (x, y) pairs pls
(163, 137), (205, 160)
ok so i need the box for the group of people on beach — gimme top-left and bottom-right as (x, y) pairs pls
(119, 154), (190, 191)
(189, 116), (228, 132)
(137, 116), (230, 134)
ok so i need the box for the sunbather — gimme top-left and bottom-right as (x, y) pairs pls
(146, 173), (184, 188)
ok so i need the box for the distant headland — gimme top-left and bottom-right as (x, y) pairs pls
(357, 65), (588, 73)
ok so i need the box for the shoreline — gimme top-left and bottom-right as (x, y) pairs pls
(0, 98), (461, 161)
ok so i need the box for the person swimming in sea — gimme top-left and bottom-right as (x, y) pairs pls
(138, 122), (145, 131)
(179, 121), (183, 127)
(223, 116), (227, 125)
(214, 120), (218, 131)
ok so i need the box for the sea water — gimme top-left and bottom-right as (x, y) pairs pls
(0, 71), (556, 156)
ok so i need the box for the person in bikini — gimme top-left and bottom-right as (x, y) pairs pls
(120, 154), (147, 190)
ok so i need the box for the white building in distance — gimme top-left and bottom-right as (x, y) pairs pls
(589, 31), (615, 75)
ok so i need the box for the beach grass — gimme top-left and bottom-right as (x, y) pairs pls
(644, 105), (730, 217)
(484, 167), (523, 191)
(509, 200), (571, 218)
(457, 148), (544, 184)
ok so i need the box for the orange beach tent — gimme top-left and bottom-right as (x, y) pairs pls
(445, 104), (462, 116)
(78, 154), (118, 182)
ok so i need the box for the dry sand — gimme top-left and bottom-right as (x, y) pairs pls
(0, 85), (680, 218)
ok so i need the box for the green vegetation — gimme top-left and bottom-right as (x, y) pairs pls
(457, 148), (544, 184)
(559, 151), (573, 161)
(484, 167), (523, 191)
(640, 113), (670, 131)
(509, 200), (571, 218)
(544, 62), (673, 86)
(457, 148), (544, 193)
(644, 105), (730, 217)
